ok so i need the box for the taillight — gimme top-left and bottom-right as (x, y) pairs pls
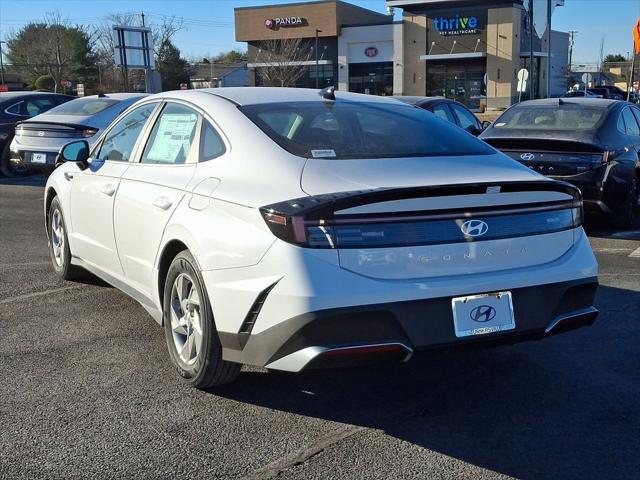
(260, 182), (585, 249)
(80, 129), (98, 138)
(601, 150), (620, 164)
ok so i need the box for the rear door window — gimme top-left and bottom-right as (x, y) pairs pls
(431, 103), (455, 124)
(451, 104), (481, 133)
(621, 108), (640, 136)
(24, 98), (57, 117)
(141, 103), (199, 165)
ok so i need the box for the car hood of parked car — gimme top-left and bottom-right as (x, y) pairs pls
(300, 151), (545, 196)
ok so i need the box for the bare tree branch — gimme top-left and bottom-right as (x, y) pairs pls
(255, 37), (313, 87)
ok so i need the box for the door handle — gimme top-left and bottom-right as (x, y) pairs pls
(153, 197), (173, 210)
(64, 172), (75, 181)
(101, 184), (116, 196)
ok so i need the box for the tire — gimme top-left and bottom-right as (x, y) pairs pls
(0, 138), (27, 177)
(48, 196), (83, 280)
(163, 250), (240, 388)
(609, 176), (639, 230)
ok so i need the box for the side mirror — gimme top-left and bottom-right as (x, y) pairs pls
(58, 140), (89, 169)
(481, 120), (492, 131)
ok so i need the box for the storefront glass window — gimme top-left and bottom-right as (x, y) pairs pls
(348, 62), (394, 96)
(426, 59), (486, 111)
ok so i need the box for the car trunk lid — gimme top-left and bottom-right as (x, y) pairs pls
(261, 178), (582, 280)
(483, 136), (605, 176)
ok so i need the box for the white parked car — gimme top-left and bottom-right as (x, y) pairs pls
(10, 93), (147, 173)
(45, 88), (599, 387)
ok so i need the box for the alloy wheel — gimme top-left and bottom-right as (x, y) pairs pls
(50, 209), (65, 267)
(170, 273), (203, 366)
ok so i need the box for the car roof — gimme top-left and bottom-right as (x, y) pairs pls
(167, 87), (401, 106)
(0, 91), (67, 99)
(393, 96), (451, 106)
(513, 98), (620, 109)
(75, 93), (148, 101)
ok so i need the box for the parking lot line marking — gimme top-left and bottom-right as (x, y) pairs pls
(0, 262), (51, 268)
(242, 425), (367, 480)
(592, 248), (634, 254)
(629, 247), (640, 258)
(0, 285), (84, 305)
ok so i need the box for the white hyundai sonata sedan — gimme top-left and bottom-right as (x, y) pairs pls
(44, 87), (599, 387)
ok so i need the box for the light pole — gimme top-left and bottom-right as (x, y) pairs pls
(315, 29), (322, 89)
(0, 41), (6, 88)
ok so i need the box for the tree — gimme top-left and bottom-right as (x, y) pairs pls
(34, 75), (55, 91)
(254, 38), (312, 87)
(212, 50), (248, 64)
(604, 54), (627, 63)
(156, 39), (192, 91)
(93, 13), (184, 92)
(6, 13), (96, 92)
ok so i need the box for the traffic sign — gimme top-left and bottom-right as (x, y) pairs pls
(180, 83), (188, 90)
(517, 69), (529, 93)
(581, 73), (593, 85)
(60, 79), (71, 88)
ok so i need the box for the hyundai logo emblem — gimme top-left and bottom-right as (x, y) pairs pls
(38, 131), (45, 137)
(470, 305), (497, 323)
(520, 153), (535, 161)
(460, 219), (489, 237)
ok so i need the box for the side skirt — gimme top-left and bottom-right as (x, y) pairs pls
(71, 256), (163, 324)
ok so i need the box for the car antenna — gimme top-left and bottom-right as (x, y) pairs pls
(558, 98), (565, 106)
(319, 86), (336, 101)
(98, 92), (106, 98)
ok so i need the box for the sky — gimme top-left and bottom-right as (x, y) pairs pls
(1, 0), (639, 64)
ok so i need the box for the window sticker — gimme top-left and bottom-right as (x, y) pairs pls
(311, 149), (336, 158)
(146, 113), (198, 163)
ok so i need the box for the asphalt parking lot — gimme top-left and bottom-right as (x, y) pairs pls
(1, 176), (639, 480)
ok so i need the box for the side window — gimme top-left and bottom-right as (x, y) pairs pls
(141, 103), (199, 165)
(451, 103), (481, 132)
(96, 103), (157, 162)
(622, 108), (640, 136)
(631, 107), (640, 133)
(431, 104), (455, 124)
(200, 121), (225, 161)
(24, 98), (56, 117)
(5, 102), (23, 115)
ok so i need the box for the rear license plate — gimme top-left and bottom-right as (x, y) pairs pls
(452, 291), (515, 338)
(31, 153), (47, 164)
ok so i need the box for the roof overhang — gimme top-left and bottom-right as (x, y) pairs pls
(248, 60), (333, 68)
(420, 52), (487, 61)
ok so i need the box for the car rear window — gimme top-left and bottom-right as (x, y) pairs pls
(494, 105), (607, 131)
(47, 98), (119, 116)
(239, 101), (494, 159)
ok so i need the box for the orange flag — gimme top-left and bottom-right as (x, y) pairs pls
(634, 17), (640, 54)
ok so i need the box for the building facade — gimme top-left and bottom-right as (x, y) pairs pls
(390, 0), (568, 110)
(234, 0), (569, 109)
(235, 1), (402, 94)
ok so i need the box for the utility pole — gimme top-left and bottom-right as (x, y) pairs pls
(529, 1), (534, 100)
(0, 41), (6, 88)
(140, 12), (153, 94)
(568, 31), (577, 68)
(546, 0), (552, 98)
(315, 29), (322, 89)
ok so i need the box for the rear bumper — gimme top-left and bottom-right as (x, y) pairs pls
(9, 147), (58, 172)
(230, 277), (598, 372)
(210, 229), (599, 371)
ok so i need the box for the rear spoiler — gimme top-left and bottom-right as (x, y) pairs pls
(259, 180), (583, 247)
(261, 180), (581, 220)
